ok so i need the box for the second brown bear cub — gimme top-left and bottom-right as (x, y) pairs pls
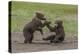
(43, 20), (65, 43)
(23, 12), (49, 43)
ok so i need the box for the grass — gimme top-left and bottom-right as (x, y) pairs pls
(10, 1), (78, 35)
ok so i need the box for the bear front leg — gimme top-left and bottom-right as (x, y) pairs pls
(36, 27), (43, 35)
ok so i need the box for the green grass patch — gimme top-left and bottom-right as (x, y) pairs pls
(10, 1), (78, 35)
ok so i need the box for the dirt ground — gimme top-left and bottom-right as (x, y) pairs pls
(11, 32), (78, 53)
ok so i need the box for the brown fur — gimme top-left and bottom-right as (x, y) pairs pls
(23, 12), (46, 43)
(43, 20), (65, 43)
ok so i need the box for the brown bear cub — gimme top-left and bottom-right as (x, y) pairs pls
(23, 11), (49, 44)
(43, 20), (65, 43)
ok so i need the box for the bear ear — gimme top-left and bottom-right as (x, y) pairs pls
(55, 19), (63, 24)
(35, 11), (43, 14)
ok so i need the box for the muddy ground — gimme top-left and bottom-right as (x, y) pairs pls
(11, 32), (78, 53)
